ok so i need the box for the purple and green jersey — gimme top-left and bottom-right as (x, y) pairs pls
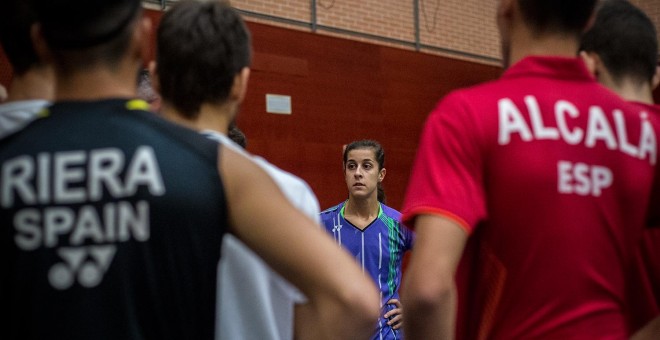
(320, 201), (414, 340)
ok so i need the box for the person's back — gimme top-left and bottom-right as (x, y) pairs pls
(400, 0), (658, 338)
(449, 57), (655, 338)
(1, 99), (227, 339)
(579, 0), (660, 334)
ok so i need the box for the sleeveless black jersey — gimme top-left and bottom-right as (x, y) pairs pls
(0, 99), (227, 339)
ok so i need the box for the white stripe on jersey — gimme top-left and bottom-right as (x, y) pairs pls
(378, 232), (383, 302)
(361, 233), (365, 272)
(332, 215), (342, 245)
(378, 232), (384, 340)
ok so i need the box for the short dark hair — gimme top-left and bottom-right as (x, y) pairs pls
(0, 0), (40, 75)
(580, 0), (658, 85)
(228, 123), (248, 149)
(157, 1), (252, 119)
(32, 0), (142, 73)
(518, 0), (597, 35)
(343, 140), (385, 171)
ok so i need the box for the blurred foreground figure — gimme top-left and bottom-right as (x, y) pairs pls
(400, 0), (659, 338)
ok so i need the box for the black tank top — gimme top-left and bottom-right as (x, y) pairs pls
(0, 99), (227, 339)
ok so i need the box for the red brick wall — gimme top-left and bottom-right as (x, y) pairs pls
(4, 1), (660, 85)
(416, 0), (499, 60)
(228, 0), (660, 66)
(315, 0), (415, 43)
(226, 0), (501, 64)
(233, 0), (310, 22)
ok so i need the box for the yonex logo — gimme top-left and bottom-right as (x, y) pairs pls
(2, 148), (162, 291)
(48, 245), (117, 290)
(332, 216), (343, 245)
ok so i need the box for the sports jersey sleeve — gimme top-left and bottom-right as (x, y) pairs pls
(401, 92), (487, 233)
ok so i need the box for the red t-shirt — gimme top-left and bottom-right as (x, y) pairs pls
(626, 102), (660, 333)
(402, 56), (658, 339)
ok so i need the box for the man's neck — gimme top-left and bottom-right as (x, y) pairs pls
(608, 79), (655, 105)
(54, 63), (139, 101)
(6, 65), (54, 102)
(160, 101), (234, 134)
(507, 28), (580, 67)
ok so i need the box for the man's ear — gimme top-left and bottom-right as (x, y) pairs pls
(579, 51), (599, 78)
(230, 67), (251, 104)
(652, 65), (660, 91)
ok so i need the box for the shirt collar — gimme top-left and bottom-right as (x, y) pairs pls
(339, 200), (383, 219)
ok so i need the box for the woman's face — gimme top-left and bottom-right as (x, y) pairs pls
(344, 148), (384, 200)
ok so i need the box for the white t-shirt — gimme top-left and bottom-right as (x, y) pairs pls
(0, 99), (49, 139)
(202, 130), (321, 340)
